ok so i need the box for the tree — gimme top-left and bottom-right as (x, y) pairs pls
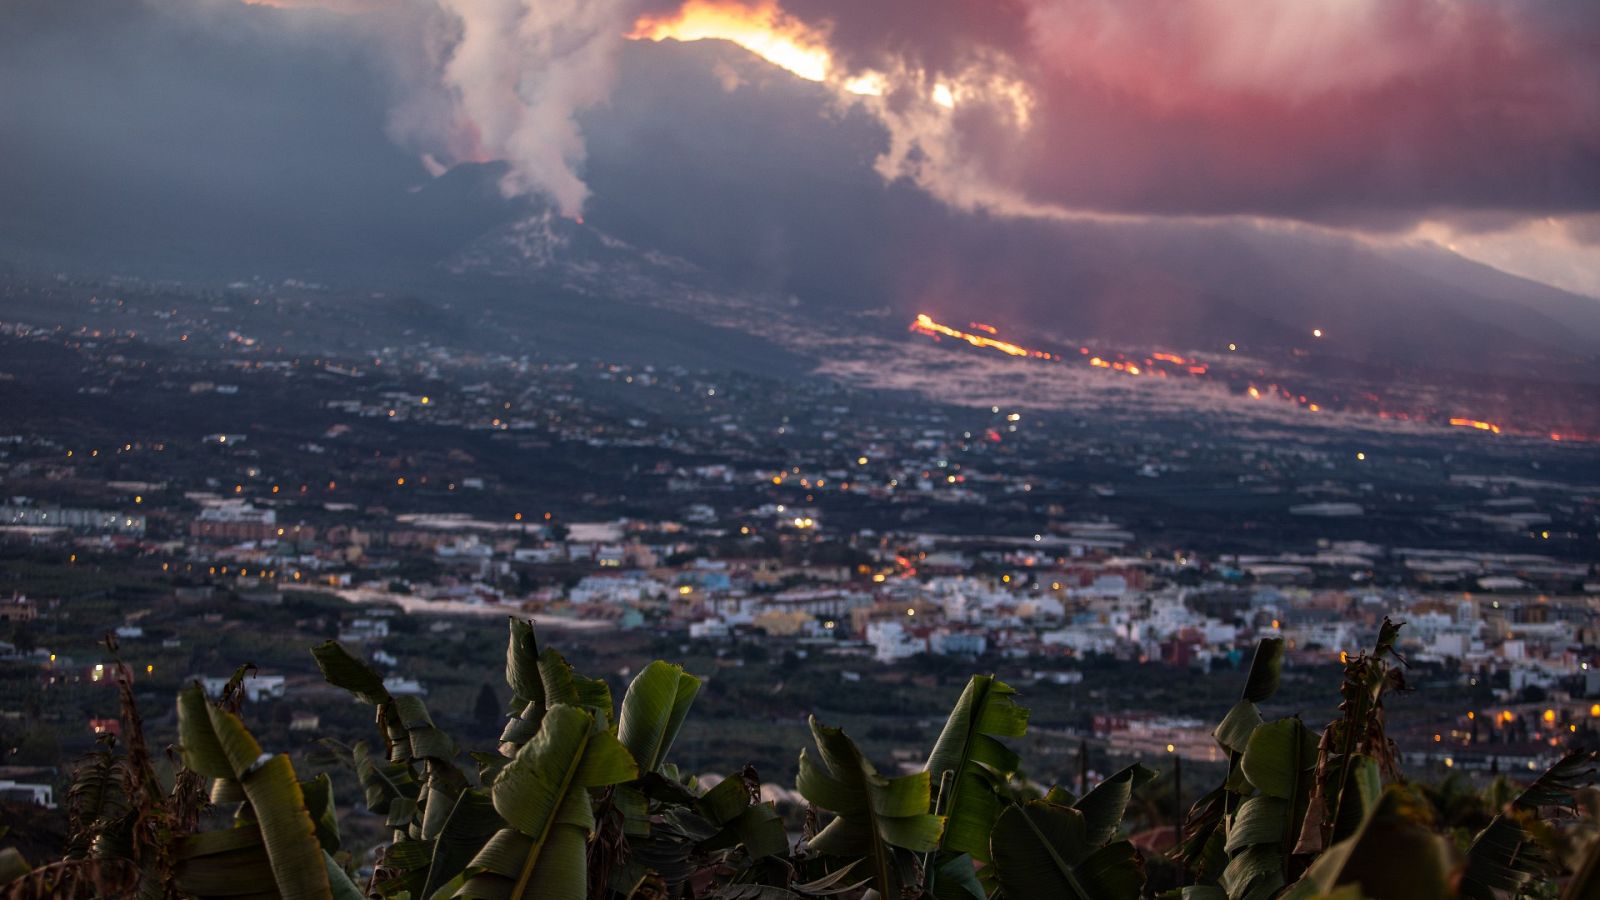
(8, 623), (35, 655)
(473, 682), (502, 731)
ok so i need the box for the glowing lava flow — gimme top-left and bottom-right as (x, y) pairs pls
(1449, 418), (1503, 435)
(628, 0), (831, 83)
(910, 314), (1052, 359)
(908, 315), (1585, 441)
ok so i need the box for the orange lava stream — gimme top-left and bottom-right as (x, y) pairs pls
(910, 314), (1050, 359)
(1448, 417), (1503, 435)
(909, 315), (1587, 441)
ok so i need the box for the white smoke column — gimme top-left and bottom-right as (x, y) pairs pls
(437, 0), (638, 217)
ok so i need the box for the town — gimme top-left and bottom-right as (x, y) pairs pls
(1, 272), (1597, 816)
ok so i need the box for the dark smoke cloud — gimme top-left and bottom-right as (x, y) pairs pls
(778, 0), (1600, 226)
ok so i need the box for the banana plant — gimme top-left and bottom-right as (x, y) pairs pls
(1180, 628), (1411, 900)
(27, 616), (1600, 900)
(1278, 787), (1454, 900)
(174, 683), (360, 900)
(612, 766), (790, 895)
(1296, 617), (1408, 854)
(595, 657), (774, 896)
(797, 716), (946, 899)
(497, 618), (614, 764)
(617, 660), (702, 774)
(924, 675), (1030, 866)
(446, 703), (638, 900)
(1210, 717), (1322, 900)
(1176, 637), (1285, 882)
(1458, 750), (1600, 899)
(988, 764), (1155, 900)
(312, 639), (471, 896)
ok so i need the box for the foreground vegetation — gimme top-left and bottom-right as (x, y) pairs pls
(3, 618), (1599, 899)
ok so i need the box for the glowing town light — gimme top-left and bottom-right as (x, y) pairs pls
(1313, 328), (1323, 338)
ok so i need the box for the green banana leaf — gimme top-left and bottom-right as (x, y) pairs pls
(617, 660), (702, 774)
(1280, 788), (1453, 900)
(1460, 750), (1600, 900)
(499, 619), (614, 758)
(312, 641), (457, 770)
(1211, 716), (1320, 892)
(989, 798), (1145, 900)
(454, 704), (638, 900)
(925, 674), (1030, 862)
(1075, 763), (1158, 847)
(797, 716), (944, 898)
(420, 788), (503, 899)
(1212, 638), (1288, 759)
(1219, 844), (1283, 900)
(300, 772), (341, 854)
(310, 639), (390, 705)
(0, 848), (28, 885)
(175, 684), (331, 900)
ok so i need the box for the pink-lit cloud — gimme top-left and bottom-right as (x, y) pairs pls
(782, 0), (1600, 226)
(234, 0), (1600, 292)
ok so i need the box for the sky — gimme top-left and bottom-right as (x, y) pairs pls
(4, 0), (1598, 298)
